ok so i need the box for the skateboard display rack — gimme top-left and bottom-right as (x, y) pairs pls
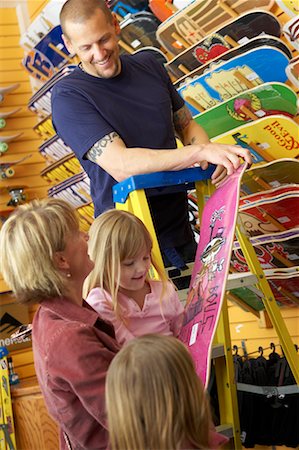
(113, 167), (299, 449)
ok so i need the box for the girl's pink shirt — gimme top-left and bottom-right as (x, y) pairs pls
(86, 280), (184, 345)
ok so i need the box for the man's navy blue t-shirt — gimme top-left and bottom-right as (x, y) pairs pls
(51, 52), (193, 249)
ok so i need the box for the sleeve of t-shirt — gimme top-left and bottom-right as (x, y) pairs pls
(51, 84), (115, 160)
(167, 282), (184, 336)
(86, 288), (135, 346)
(149, 55), (185, 114)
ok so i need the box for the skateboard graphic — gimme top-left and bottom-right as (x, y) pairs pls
(156, 0), (275, 55)
(231, 229), (299, 272)
(119, 12), (161, 54)
(0, 155), (32, 180)
(0, 108), (21, 130)
(19, 0), (65, 50)
(33, 115), (55, 140)
(0, 133), (23, 156)
(179, 164), (248, 387)
(275, 0), (299, 17)
(22, 25), (75, 82)
(0, 83), (19, 103)
(28, 65), (76, 116)
(48, 172), (92, 208)
(241, 158), (299, 195)
(238, 194), (299, 237)
(39, 134), (74, 162)
(211, 115), (299, 163)
(176, 47), (290, 116)
(283, 15), (299, 51)
(286, 55), (299, 89)
(166, 11), (281, 79)
(41, 153), (82, 184)
(193, 83), (298, 139)
(175, 36), (292, 88)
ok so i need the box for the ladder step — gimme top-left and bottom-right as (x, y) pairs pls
(226, 272), (258, 290)
(216, 424), (234, 439)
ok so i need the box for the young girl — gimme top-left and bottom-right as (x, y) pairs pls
(106, 334), (228, 450)
(84, 209), (184, 345)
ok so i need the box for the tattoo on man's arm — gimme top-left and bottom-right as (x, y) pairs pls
(86, 131), (119, 162)
(173, 105), (192, 133)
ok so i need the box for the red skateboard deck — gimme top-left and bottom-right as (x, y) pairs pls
(179, 163), (248, 386)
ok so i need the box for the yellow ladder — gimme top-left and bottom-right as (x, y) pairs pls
(113, 167), (299, 449)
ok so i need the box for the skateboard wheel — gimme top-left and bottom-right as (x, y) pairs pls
(0, 119), (6, 129)
(5, 168), (15, 178)
(0, 142), (8, 153)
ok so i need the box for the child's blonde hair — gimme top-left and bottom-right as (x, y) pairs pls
(83, 210), (167, 317)
(106, 334), (212, 450)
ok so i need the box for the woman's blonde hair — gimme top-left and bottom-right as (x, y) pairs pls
(106, 334), (212, 450)
(83, 209), (167, 317)
(0, 198), (79, 304)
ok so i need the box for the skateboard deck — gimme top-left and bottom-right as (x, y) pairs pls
(33, 115), (56, 140)
(179, 163), (248, 387)
(149, 0), (174, 22)
(241, 158), (299, 195)
(0, 83), (19, 103)
(22, 25), (74, 82)
(283, 15), (299, 51)
(0, 108), (21, 130)
(232, 229), (299, 272)
(166, 11), (281, 79)
(193, 83), (297, 138)
(175, 36), (292, 89)
(0, 155), (32, 179)
(275, 0), (299, 17)
(39, 134), (73, 162)
(239, 194), (299, 237)
(0, 355), (17, 450)
(119, 12), (161, 54)
(28, 65), (76, 116)
(20, 0), (65, 50)
(48, 172), (92, 208)
(239, 185), (299, 208)
(41, 153), (82, 184)
(0, 133), (23, 156)
(211, 115), (299, 164)
(286, 55), (299, 89)
(156, 0), (275, 55)
(176, 48), (290, 116)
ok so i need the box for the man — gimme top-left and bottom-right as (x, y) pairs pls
(52, 0), (251, 267)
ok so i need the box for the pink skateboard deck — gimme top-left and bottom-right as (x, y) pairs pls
(179, 163), (247, 387)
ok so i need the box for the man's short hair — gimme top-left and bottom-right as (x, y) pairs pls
(60, 0), (113, 38)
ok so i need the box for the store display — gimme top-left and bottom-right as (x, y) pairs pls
(0, 108), (21, 130)
(166, 10), (281, 80)
(0, 133), (23, 156)
(156, 0), (275, 55)
(0, 155), (32, 180)
(177, 47), (289, 116)
(193, 82), (298, 138)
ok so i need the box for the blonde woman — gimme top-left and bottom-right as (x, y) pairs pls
(84, 209), (184, 345)
(0, 199), (119, 450)
(106, 334), (227, 450)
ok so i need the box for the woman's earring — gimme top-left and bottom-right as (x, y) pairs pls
(66, 273), (71, 278)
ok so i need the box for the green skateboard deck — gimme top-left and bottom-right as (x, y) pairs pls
(194, 83), (298, 139)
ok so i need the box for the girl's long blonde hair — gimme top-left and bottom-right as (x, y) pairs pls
(106, 334), (212, 450)
(83, 210), (167, 317)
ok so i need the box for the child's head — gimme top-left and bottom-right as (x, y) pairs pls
(106, 334), (211, 450)
(83, 210), (165, 307)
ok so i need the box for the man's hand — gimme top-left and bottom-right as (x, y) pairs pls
(198, 143), (252, 176)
